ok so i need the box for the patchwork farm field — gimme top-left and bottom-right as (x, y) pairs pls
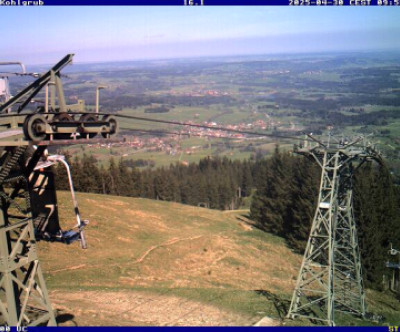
(29, 52), (397, 175)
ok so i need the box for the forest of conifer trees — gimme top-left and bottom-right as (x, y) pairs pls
(53, 148), (400, 290)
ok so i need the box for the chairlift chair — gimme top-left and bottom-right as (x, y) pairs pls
(32, 153), (88, 249)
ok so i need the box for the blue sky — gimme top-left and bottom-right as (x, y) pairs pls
(1, 7), (399, 64)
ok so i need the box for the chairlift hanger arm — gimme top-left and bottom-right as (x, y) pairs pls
(0, 72), (39, 77)
(0, 54), (74, 114)
(0, 61), (26, 74)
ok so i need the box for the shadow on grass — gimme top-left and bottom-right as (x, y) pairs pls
(236, 214), (267, 233)
(56, 310), (78, 326)
(254, 289), (290, 320)
(1, 310), (78, 327)
(255, 290), (329, 326)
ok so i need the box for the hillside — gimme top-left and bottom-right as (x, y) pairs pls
(37, 192), (400, 326)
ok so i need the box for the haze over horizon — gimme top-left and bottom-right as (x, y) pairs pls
(1, 7), (400, 65)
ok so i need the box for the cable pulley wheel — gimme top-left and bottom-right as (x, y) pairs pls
(79, 114), (98, 122)
(53, 113), (74, 139)
(79, 114), (98, 138)
(53, 113), (74, 122)
(23, 114), (48, 143)
(102, 115), (118, 138)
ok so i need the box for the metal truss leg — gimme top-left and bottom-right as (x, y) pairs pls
(333, 167), (365, 317)
(0, 147), (56, 326)
(288, 151), (338, 326)
(0, 209), (56, 326)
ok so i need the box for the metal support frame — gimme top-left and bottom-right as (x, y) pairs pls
(0, 54), (119, 326)
(0, 54), (73, 114)
(287, 137), (380, 326)
(0, 146), (56, 326)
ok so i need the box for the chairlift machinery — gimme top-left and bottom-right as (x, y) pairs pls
(0, 54), (118, 326)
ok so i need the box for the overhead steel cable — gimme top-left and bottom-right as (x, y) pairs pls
(0, 109), (379, 149)
(117, 114), (381, 151)
(119, 127), (273, 144)
(116, 114), (380, 151)
(113, 113), (309, 142)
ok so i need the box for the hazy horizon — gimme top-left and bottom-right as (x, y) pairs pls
(1, 7), (400, 65)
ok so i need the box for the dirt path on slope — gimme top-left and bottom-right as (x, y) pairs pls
(50, 290), (278, 326)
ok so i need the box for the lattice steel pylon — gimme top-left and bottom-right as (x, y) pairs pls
(287, 135), (381, 326)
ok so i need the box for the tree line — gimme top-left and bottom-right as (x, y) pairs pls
(53, 148), (400, 290)
(55, 153), (256, 210)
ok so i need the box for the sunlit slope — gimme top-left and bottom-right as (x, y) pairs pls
(36, 192), (400, 326)
(40, 192), (300, 293)
(36, 192), (299, 325)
